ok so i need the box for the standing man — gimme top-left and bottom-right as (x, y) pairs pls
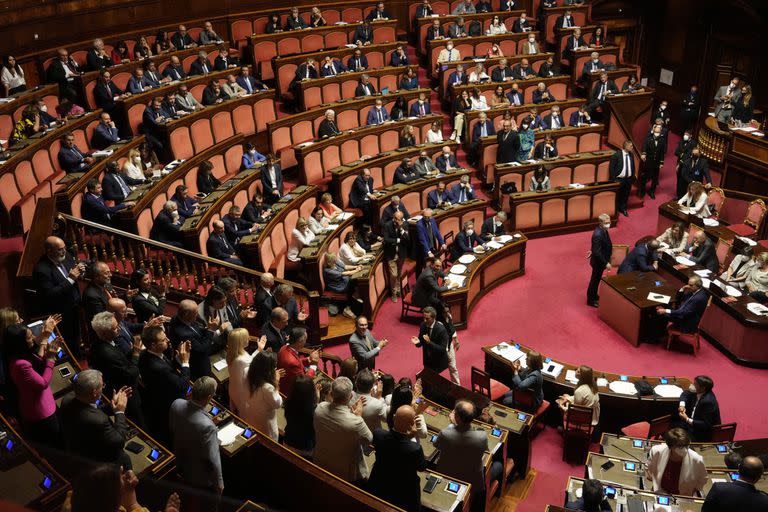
(348, 316), (388, 371)
(609, 140), (635, 217)
(587, 213), (612, 308)
(413, 257), (456, 316)
(410, 306), (450, 375)
(169, 376), (223, 512)
(382, 210), (409, 302)
(680, 85), (701, 133)
(639, 124), (666, 199)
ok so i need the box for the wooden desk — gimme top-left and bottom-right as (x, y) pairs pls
(0, 413), (70, 511)
(724, 128), (768, 195)
(295, 114), (440, 185)
(483, 343), (690, 433)
(418, 470), (472, 512)
(478, 124), (604, 186)
(416, 10), (525, 54)
(598, 271), (679, 346)
(272, 42), (398, 97)
(506, 181), (619, 237)
(297, 66), (413, 110)
(350, 249), (389, 323)
(427, 32), (540, 74)
(493, 150), (613, 206)
(566, 476), (705, 512)
(600, 433), (734, 469)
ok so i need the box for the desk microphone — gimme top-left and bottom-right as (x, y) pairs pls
(606, 442), (646, 465)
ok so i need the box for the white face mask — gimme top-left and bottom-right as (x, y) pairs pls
(466, 229), (473, 235)
(495, 221), (502, 227)
(603, 223), (611, 229)
(661, 105), (667, 110)
(529, 38), (535, 43)
(171, 210), (179, 219)
(683, 135), (690, 141)
(673, 447), (688, 458)
(133, 156), (141, 163)
(447, 45), (454, 51)
(654, 132), (660, 137)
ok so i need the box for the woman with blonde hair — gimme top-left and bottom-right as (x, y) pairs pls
(287, 217), (315, 262)
(226, 328), (266, 414)
(678, 181), (710, 218)
(122, 149), (149, 182)
(318, 192), (342, 221)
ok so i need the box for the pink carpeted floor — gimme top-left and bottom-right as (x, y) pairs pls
(324, 127), (768, 508)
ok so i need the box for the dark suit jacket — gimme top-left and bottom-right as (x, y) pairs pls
(89, 341), (140, 394)
(491, 66), (512, 83)
(390, 52), (409, 66)
(320, 60), (347, 77)
(555, 14), (575, 29)
(569, 111), (591, 126)
(86, 50), (114, 71)
(58, 145), (90, 173)
(261, 164), (284, 202)
(82, 193), (127, 226)
(214, 56), (232, 71)
(668, 289), (709, 334)
(642, 135), (666, 166)
(353, 26), (373, 44)
(533, 141), (558, 160)
(142, 105), (165, 135)
(206, 233), (236, 261)
(243, 202), (269, 224)
(286, 15), (307, 30)
(237, 75), (265, 93)
(435, 153), (457, 172)
(481, 217), (504, 239)
(83, 284), (109, 320)
(394, 164), (419, 184)
(202, 86), (229, 105)
(416, 218), (445, 256)
(168, 316), (222, 380)
(533, 88), (555, 104)
(171, 196), (197, 219)
(496, 130), (519, 164)
(618, 244), (656, 273)
(222, 214), (251, 246)
(382, 220), (410, 260)
(262, 321), (287, 353)
(381, 203), (410, 225)
(688, 238), (719, 273)
(350, 175), (374, 209)
(506, 90), (525, 106)
(366, 107), (390, 125)
(538, 62), (560, 78)
(609, 149), (635, 180)
(565, 497), (612, 511)
(427, 189), (454, 209)
(512, 19), (531, 32)
(46, 59), (80, 87)
(189, 59), (213, 76)
(93, 81), (123, 111)
(253, 287), (273, 326)
(171, 32), (195, 50)
(32, 256), (81, 314)
(355, 82), (377, 96)
(681, 156), (712, 184)
(542, 113), (565, 130)
(138, 350), (190, 440)
(131, 293), (166, 323)
(60, 397), (128, 464)
(679, 389), (721, 441)
(368, 429), (427, 511)
(447, 71), (468, 89)
(91, 123), (120, 150)
(413, 267), (449, 308)
(582, 60), (606, 76)
(451, 183), (474, 203)
(590, 226), (612, 269)
(162, 65), (187, 81)
(453, 231), (483, 258)
(409, 101), (431, 117)
(294, 64), (318, 81)
(472, 120), (495, 142)
(126, 76), (147, 94)
(347, 55), (369, 70)
(318, 119), (341, 138)
(511, 64), (533, 80)
(702, 480), (768, 511)
(415, 320), (450, 372)
(197, 172), (221, 195)
(591, 80), (618, 102)
(150, 209), (183, 245)
(102, 172), (142, 204)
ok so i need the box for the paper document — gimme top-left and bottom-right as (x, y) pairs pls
(92, 150), (114, 157)
(702, 278), (711, 289)
(703, 218), (719, 226)
(654, 384), (684, 398)
(491, 344), (526, 366)
(747, 302), (768, 316)
(497, 235), (514, 243)
(647, 292), (671, 304)
(565, 369), (579, 384)
(486, 241), (503, 249)
(726, 286), (742, 297)
(217, 422), (244, 446)
(596, 378), (609, 388)
(694, 269), (711, 277)
(445, 275), (465, 288)
(608, 380), (637, 395)
(542, 361), (564, 379)
(675, 256), (696, 266)
(458, 254), (476, 265)
(738, 236), (757, 247)
(326, 224), (340, 231)
(213, 359), (228, 371)
(337, 211), (354, 220)
(449, 264), (467, 274)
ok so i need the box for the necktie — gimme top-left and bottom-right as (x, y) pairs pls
(377, 109), (382, 123)
(116, 175), (131, 196)
(600, 83), (607, 100)
(448, 50), (453, 62)
(245, 79), (252, 93)
(58, 263), (69, 279)
(426, 221), (436, 250)
(72, 146), (82, 159)
(221, 235), (230, 250)
(420, 104), (425, 116)
(460, 189), (466, 202)
(621, 153), (630, 178)
(553, 116), (559, 128)
(481, 124), (486, 137)
(330, 65), (335, 76)
(565, 17), (570, 28)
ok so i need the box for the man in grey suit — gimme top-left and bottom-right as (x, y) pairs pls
(414, 150), (439, 177)
(169, 376), (223, 505)
(314, 377), (372, 484)
(714, 77), (742, 123)
(348, 316), (388, 371)
(434, 400), (503, 511)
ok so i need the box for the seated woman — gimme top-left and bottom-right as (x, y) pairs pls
(621, 74), (643, 93)
(338, 231), (370, 266)
(426, 119), (444, 144)
(265, 13), (283, 34)
(533, 135), (558, 160)
(591, 26), (606, 47)
(656, 221), (689, 255)
(721, 246), (756, 290)
(308, 206), (330, 235)
(133, 36), (153, 59)
(122, 149), (151, 182)
(319, 192), (343, 221)
(468, 64), (490, 84)
(55, 98), (85, 118)
(470, 87), (489, 111)
(529, 166), (551, 192)
(678, 181), (710, 218)
(309, 7), (327, 27)
(287, 217), (316, 262)
(646, 428), (707, 496)
(556, 365), (600, 427)
(241, 141), (266, 171)
(389, 96), (408, 121)
(490, 85), (510, 107)
(153, 30), (175, 54)
(486, 17), (507, 36)
(399, 125), (416, 148)
(10, 106), (42, 146)
(322, 252), (360, 319)
(196, 160), (221, 195)
(500, 350), (544, 411)
(487, 43), (504, 58)
(111, 41), (132, 64)
(745, 252), (768, 300)
(399, 67), (419, 90)
(243, 351), (283, 442)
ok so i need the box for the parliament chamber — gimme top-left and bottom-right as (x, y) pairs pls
(1, 0), (768, 511)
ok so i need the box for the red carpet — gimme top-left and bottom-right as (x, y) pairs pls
(324, 132), (768, 509)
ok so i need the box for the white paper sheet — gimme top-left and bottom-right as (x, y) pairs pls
(491, 344), (526, 365)
(450, 264), (467, 274)
(738, 236), (757, 246)
(608, 381), (637, 395)
(654, 384), (684, 398)
(445, 275), (465, 288)
(726, 286), (742, 297)
(703, 218), (720, 227)
(596, 378), (609, 388)
(217, 422), (244, 446)
(542, 361), (564, 379)
(497, 235), (514, 243)
(747, 302), (768, 316)
(675, 256), (696, 266)
(486, 241), (503, 249)
(458, 254), (476, 264)
(565, 369), (579, 384)
(213, 359), (228, 371)
(694, 269), (711, 277)
(647, 292), (671, 304)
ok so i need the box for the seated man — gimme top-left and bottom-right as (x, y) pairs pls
(448, 17), (468, 39)
(589, 73), (618, 116)
(512, 58), (536, 80)
(656, 276), (709, 334)
(82, 178), (133, 227)
(409, 92), (431, 117)
(320, 56), (347, 77)
(126, 69), (148, 94)
(447, 65), (468, 94)
(222, 205), (257, 246)
(492, 59), (513, 83)
(426, 19), (444, 41)
(451, 175), (474, 203)
(243, 193), (271, 224)
(199, 20), (223, 45)
(91, 112), (120, 150)
(435, 146), (458, 172)
(532, 82), (556, 104)
(101, 161), (142, 205)
(506, 82), (525, 106)
(349, 168), (376, 217)
(569, 104), (592, 126)
(175, 84), (202, 112)
(58, 132), (95, 173)
(222, 74), (247, 98)
(414, 150), (439, 177)
(564, 27), (587, 59)
(533, 135), (558, 160)
(542, 106), (565, 130)
(366, 98), (390, 126)
(582, 52), (606, 77)
(214, 48), (236, 71)
(355, 75), (377, 96)
(675, 375), (721, 442)
(206, 220), (243, 265)
(618, 240), (659, 273)
(512, 12), (532, 32)
(286, 7), (308, 30)
(171, 25), (196, 50)
(380, 195), (410, 225)
(162, 56), (187, 81)
(347, 49), (369, 71)
(451, 220), (483, 259)
(565, 479), (612, 511)
(437, 41), (461, 64)
(427, 182), (454, 209)
(685, 231), (719, 273)
(237, 66), (267, 94)
(482, 211), (507, 240)
(149, 201), (184, 248)
(189, 51), (213, 76)
(171, 185), (198, 219)
(390, 45), (409, 67)
(353, 22), (374, 46)
(323, 252), (361, 320)
(703, 456), (768, 510)
(394, 157), (419, 184)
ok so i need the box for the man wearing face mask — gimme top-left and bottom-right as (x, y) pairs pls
(414, 150), (439, 177)
(512, 12), (532, 33)
(482, 212), (506, 240)
(587, 213), (612, 307)
(654, 100), (671, 126)
(409, 92), (431, 117)
(581, 52), (606, 78)
(241, 142), (266, 170)
(681, 85), (700, 132)
(496, 120), (519, 165)
(150, 201), (185, 248)
(452, 221), (483, 259)
(646, 428), (707, 497)
(714, 77), (741, 124)
(437, 41), (460, 64)
(639, 124), (666, 199)
(524, 34), (540, 55)
(680, 148), (711, 195)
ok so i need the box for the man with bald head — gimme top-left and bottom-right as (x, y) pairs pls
(169, 299), (226, 379)
(206, 219), (243, 265)
(703, 455), (768, 510)
(108, 297), (165, 356)
(33, 236), (84, 351)
(83, 261), (114, 321)
(368, 404), (427, 510)
(262, 307), (290, 353)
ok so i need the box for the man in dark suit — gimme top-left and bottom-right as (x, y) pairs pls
(435, 146), (458, 172)
(367, 1), (391, 21)
(555, 9), (576, 29)
(150, 201), (184, 247)
(171, 185), (198, 219)
(451, 175), (474, 204)
(491, 59), (513, 82)
(58, 132), (94, 173)
(368, 405), (428, 511)
(410, 306), (450, 373)
(91, 113), (120, 150)
(685, 232), (719, 274)
(609, 140), (635, 217)
(171, 25), (197, 50)
(680, 148), (712, 191)
(355, 75), (377, 97)
(381, 196), (410, 225)
(243, 193), (271, 225)
(427, 182), (454, 209)
(618, 240), (659, 273)
(126, 69), (148, 94)
(511, 59), (535, 80)
(587, 213), (612, 307)
(82, 179), (132, 227)
(320, 56), (347, 77)
(286, 7), (307, 30)
(672, 374), (722, 442)
(681, 85), (701, 133)
(538, 56), (560, 78)
(481, 212), (506, 240)
(350, 168), (376, 217)
(366, 99), (390, 126)
(89, 311), (144, 425)
(564, 27), (587, 59)
(639, 124), (666, 199)
(222, 205), (256, 246)
(107, 297), (155, 356)
(569, 104), (592, 127)
(138, 326), (191, 444)
(702, 456), (768, 511)
(589, 73), (618, 117)
(253, 272), (275, 326)
(46, 48), (81, 90)
(413, 257), (453, 314)
(532, 83), (555, 104)
(657, 277), (710, 336)
(542, 106), (565, 130)
(582, 52), (607, 77)
(409, 93), (431, 117)
(169, 299), (226, 380)
(390, 45), (409, 67)
(394, 158), (419, 184)
(452, 220), (483, 259)
(237, 66), (267, 94)
(347, 50), (369, 71)
(60, 369), (131, 468)
(353, 22), (374, 46)
(382, 211), (410, 302)
(93, 70), (127, 115)
(206, 220), (243, 265)
(512, 12), (532, 33)
(565, 478), (612, 511)
(447, 18), (467, 39)
(189, 51), (212, 76)
(447, 65), (468, 95)
(33, 236), (83, 353)
(261, 155), (284, 205)
(142, 96), (170, 162)
(162, 56), (187, 81)
(86, 39), (114, 71)
(496, 120), (519, 164)
(415, 0), (433, 19)
(102, 162), (142, 204)
(470, 112), (495, 165)
(533, 136), (558, 160)
(262, 307), (290, 352)
(506, 84), (524, 106)
(83, 261), (113, 321)
(142, 62), (164, 88)
(213, 48), (235, 71)
(426, 19), (444, 41)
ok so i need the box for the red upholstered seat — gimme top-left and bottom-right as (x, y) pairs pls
(728, 223), (756, 236)
(620, 414), (671, 440)
(471, 367), (510, 402)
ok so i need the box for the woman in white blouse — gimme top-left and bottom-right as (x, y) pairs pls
(469, 87), (489, 111)
(243, 351), (284, 441)
(721, 246), (757, 289)
(122, 149), (149, 182)
(556, 365), (600, 426)
(1, 56), (26, 96)
(678, 181), (711, 218)
(486, 16), (507, 35)
(287, 217), (315, 262)
(656, 221), (688, 255)
(745, 252), (768, 295)
(426, 120), (444, 144)
(338, 231), (370, 266)
(226, 328), (266, 415)
(645, 428), (707, 496)
(308, 206), (330, 235)
(468, 64), (490, 84)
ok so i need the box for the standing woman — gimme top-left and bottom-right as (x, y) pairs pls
(243, 351), (284, 441)
(283, 375), (318, 457)
(4, 317), (62, 447)
(226, 328), (266, 415)
(516, 120), (535, 162)
(1, 56), (27, 96)
(452, 89), (473, 143)
(645, 428), (707, 496)
(557, 365), (600, 427)
(732, 85), (754, 125)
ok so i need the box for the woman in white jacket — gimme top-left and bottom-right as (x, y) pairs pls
(645, 428), (707, 496)
(225, 328), (266, 414)
(678, 181), (711, 218)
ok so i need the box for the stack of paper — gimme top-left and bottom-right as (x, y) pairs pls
(703, 218), (720, 227)
(694, 269), (711, 277)
(444, 274), (465, 288)
(92, 150), (114, 158)
(458, 254), (476, 264)
(326, 224), (340, 231)
(449, 264), (467, 274)
(726, 286), (742, 297)
(491, 344), (527, 366)
(497, 235), (514, 243)
(675, 256), (696, 266)
(738, 236), (757, 246)
(608, 381), (637, 395)
(565, 369), (579, 385)
(337, 211), (354, 220)
(542, 361), (564, 379)
(217, 422), (244, 446)
(486, 241), (503, 250)
(212, 359), (228, 371)
(747, 302), (768, 316)
(596, 378), (609, 388)
(647, 292), (671, 304)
